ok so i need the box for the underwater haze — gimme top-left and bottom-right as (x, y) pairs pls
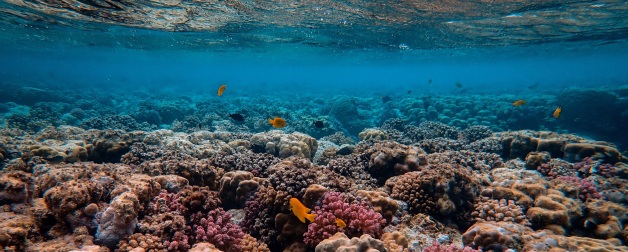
(2, 0), (628, 252)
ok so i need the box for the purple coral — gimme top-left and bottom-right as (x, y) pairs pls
(556, 176), (602, 201)
(596, 163), (617, 178)
(190, 208), (245, 252)
(303, 191), (386, 246)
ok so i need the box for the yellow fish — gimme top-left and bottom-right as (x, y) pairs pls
(290, 198), (316, 223)
(335, 218), (346, 228)
(553, 106), (562, 118)
(217, 84), (226, 96)
(512, 100), (526, 106)
(268, 116), (287, 128)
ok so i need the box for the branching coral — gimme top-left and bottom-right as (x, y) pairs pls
(303, 191), (386, 246)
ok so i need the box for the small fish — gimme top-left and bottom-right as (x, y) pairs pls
(381, 95), (392, 103)
(197, 123), (202, 129)
(217, 84), (226, 96)
(335, 218), (346, 228)
(407, 90), (412, 94)
(290, 198), (316, 223)
(268, 116), (287, 128)
(229, 113), (244, 122)
(428, 79), (432, 84)
(512, 100), (527, 106)
(313, 120), (324, 128)
(553, 106), (562, 118)
(455, 82), (463, 88)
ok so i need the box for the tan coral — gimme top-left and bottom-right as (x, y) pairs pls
(462, 221), (531, 251)
(523, 234), (628, 252)
(358, 128), (389, 141)
(526, 190), (582, 233)
(356, 190), (398, 224)
(380, 231), (409, 252)
(0, 212), (38, 250)
(44, 180), (105, 218)
(251, 131), (318, 160)
(219, 171), (264, 208)
(563, 143), (624, 163)
(189, 242), (223, 252)
(275, 213), (308, 243)
(585, 199), (628, 240)
(0, 170), (33, 204)
(239, 234), (270, 252)
(302, 184), (329, 208)
(315, 232), (386, 252)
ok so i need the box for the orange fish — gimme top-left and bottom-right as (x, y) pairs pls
(290, 198), (316, 223)
(217, 84), (226, 96)
(335, 218), (346, 228)
(553, 106), (562, 118)
(512, 100), (526, 106)
(268, 116), (287, 128)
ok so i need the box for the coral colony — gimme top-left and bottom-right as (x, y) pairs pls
(1, 87), (628, 251)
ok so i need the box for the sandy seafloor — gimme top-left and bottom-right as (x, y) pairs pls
(1, 84), (628, 252)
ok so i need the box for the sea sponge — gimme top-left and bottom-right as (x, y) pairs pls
(314, 233), (386, 252)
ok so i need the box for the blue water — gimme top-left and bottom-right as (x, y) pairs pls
(1, 41), (627, 96)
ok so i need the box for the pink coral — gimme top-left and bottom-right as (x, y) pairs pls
(164, 231), (191, 251)
(556, 176), (602, 201)
(303, 191), (386, 246)
(191, 208), (245, 252)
